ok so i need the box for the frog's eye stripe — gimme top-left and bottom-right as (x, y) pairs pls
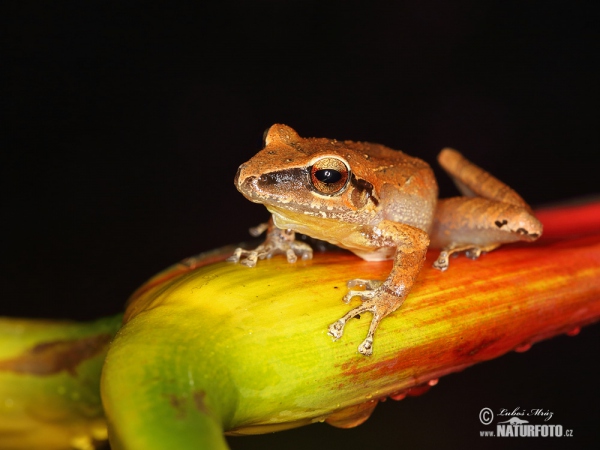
(309, 157), (350, 195)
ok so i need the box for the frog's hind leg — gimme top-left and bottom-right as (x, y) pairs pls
(438, 148), (531, 210)
(433, 149), (542, 271)
(430, 196), (542, 270)
(432, 242), (501, 272)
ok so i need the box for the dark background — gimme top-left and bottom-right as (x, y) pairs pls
(2, 1), (598, 449)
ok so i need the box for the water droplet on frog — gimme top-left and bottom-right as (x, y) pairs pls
(428, 378), (439, 386)
(515, 343), (531, 353)
(365, 394), (372, 399)
(566, 327), (580, 337)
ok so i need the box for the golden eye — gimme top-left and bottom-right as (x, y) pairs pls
(309, 157), (350, 195)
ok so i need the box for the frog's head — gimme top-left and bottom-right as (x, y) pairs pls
(234, 124), (382, 219)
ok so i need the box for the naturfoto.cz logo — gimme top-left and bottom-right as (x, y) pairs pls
(479, 407), (574, 438)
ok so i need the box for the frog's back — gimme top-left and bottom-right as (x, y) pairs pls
(341, 141), (438, 233)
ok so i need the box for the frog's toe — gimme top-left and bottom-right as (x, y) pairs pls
(291, 242), (313, 261)
(228, 248), (260, 267)
(226, 248), (243, 264)
(240, 252), (258, 267)
(465, 248), (482, 260)
(299, 247), (313, 260)
(285, 249), (298, 264)
(358, 337), (374, 356)
(226, 247), (258, 267)
(328, 319), (346, 340)
(432, 251), (449, 271)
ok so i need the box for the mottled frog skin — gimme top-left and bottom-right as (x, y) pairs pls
(229, 124), (542, 355)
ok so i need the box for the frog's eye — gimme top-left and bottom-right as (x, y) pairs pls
(309, 157), (350, 196)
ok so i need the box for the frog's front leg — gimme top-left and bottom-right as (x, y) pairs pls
(328, 222), (429, 356)
(227, 217), (313, 267)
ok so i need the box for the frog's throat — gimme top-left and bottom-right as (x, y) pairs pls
(265, 205), (394, 261)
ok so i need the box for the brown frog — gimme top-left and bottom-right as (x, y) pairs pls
(229, 124), (542, 355)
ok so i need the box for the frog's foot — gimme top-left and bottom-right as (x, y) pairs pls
(227, 227), (313, 268)
(227, 247), (260, 267)
(328, 281), (400, 356)
(433, 244), (500, 271)
(227, 241), (312, 267)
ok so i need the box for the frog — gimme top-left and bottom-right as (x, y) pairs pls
(229, 124), (543, 356)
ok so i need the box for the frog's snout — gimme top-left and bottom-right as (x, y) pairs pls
(234, 164), (244, 187)
(234, 163), (259, 200)
(234, 162), (253, 190)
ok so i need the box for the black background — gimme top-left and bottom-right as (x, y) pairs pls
(2, 1), (598, 449)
